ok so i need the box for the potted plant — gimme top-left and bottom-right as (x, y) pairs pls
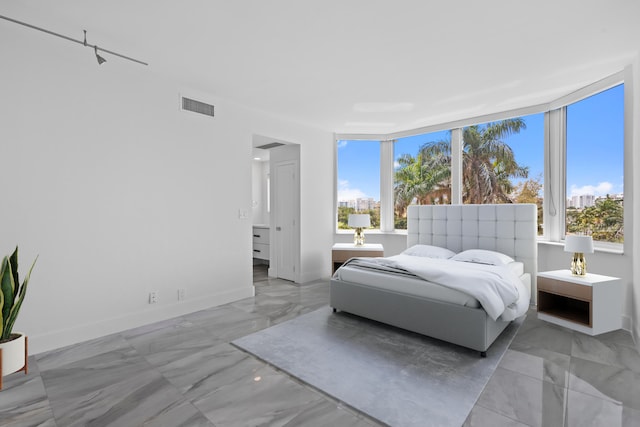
(1, 246), (36, 390)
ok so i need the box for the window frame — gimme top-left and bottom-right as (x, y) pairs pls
(335, 69), (628, 253)
(335, 138), (383, 231)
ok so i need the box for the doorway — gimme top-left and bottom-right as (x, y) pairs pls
(251, 136), (300, 283)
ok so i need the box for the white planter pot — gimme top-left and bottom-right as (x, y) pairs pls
(0, 332), (27, 377)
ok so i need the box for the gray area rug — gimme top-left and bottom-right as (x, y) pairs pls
(233, 307), (523, 427)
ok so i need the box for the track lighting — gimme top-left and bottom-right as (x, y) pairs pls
(94, 46), (107, 65)
(1, 15), (148, 66)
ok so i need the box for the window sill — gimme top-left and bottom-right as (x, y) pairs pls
(335, 229), (408, 236)
(335, 232), (625, 254)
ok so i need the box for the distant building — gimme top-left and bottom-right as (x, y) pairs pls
(356, 198), (376, 211)
(569, 194), (595, 209)
(338, 197), (380, 212)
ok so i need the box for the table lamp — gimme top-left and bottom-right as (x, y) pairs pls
(564, 235), (594, 276)
(348, 214), (370, 246)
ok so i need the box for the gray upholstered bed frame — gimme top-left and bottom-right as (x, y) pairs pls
(330, 204), (537, 355)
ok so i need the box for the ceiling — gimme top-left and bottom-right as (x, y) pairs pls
(3, 1), (640, 135)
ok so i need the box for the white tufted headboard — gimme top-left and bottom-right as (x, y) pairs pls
(407, 204), (538, 285)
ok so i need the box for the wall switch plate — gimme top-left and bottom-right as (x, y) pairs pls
(238, 209), (248, 219)
(149, 291), (158, 304)
(178, 288), (185, 301)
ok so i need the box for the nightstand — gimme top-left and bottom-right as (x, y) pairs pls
(537, 270), (622, 335)
(332, 243), (384, 274)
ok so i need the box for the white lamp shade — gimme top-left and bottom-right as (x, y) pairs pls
(564, 235), (594, 254)
(348, 214), (371, 228)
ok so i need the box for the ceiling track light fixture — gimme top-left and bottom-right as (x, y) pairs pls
(83, 30), (107, 65)
(0, 14), (148, 66)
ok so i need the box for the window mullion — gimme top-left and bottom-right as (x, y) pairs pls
(546, 108), (566, 241)
(450, 128), (463, 204)
(380, 140), (395, 232)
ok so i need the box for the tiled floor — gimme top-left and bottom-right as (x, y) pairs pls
(1, 265), (639, 426)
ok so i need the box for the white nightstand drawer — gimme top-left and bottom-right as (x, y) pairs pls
(538, 276), (592, 301)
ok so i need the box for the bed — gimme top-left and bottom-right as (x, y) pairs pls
(330, 204), (537, 356)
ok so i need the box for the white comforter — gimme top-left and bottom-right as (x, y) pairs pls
(342, 254), (530, 321)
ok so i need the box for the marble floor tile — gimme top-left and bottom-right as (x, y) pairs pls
(41, 347), (210, 427)
(231, 294), (314, 325)
(588, 328), (637, 349)
(571, 332), (640, 373)
(159, 342), (261, 402)
(35, 332), (132, 372)
(499, 346), (571, 387)
(511, 311), (574, 356)
(282, 398), (379, 427)
(568, 356), (640, 410)
(0, 357), (56, 427)
(192, 363), (334, 427)
(463, 405), (529, 427)
(183, 303), (271, 342)
(476, 367), (566, 427)
(565, 388), (627, 427)
(3, 267), (638, 427)
(123, 322), (222, 368)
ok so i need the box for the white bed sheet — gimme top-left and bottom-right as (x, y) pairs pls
(335, 264), (530, 310)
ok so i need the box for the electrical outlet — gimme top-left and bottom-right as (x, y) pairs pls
(149, 291), (158, 304)
(178, 288), (185, 301)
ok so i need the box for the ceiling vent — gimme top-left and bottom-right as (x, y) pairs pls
(181, 96), (215, 117)
(256, 142), (285, 149)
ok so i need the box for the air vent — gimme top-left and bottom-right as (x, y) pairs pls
(181, 97), (215, 117)
(256, 142), (285, 149)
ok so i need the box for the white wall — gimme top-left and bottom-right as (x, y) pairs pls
(1, 25), (333, 354)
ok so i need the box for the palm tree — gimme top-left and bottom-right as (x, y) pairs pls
(394, 151), (450, 219)
(421, 118), (529, 204)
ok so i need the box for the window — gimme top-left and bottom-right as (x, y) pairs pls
(461, 114), (544, 235)
(336, 72), (626, 248)
(336, 140), (380, 230)
(566, 84), (624, 244)
(394, 130), (451, 230)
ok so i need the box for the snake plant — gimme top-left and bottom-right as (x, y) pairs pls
(0, 247), (37, 343)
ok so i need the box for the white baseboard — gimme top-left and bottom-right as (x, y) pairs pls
(298, 268), (328, 284)
(622, 314), (633, 332)
(29, 287), (254, 355)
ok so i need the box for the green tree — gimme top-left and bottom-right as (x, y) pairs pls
(421, 118), (529, 204)
(513, 175), (543, 234)
(337, 206), (380, 230)
(394, 151), (450, 220)
(337, 206), (355, 229)
(567, 196), (623, 243)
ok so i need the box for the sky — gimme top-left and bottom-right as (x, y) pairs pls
(337, 84), (624, 202)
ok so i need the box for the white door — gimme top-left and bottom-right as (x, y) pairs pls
(274, 161), (297, 281)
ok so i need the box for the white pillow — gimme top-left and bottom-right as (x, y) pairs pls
(402, 244), (456, 259)
(451, 249), (515, 266)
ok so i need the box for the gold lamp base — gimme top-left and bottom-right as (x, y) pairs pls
(570, 252), (587, 276)
(353, 227), (365, 246)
